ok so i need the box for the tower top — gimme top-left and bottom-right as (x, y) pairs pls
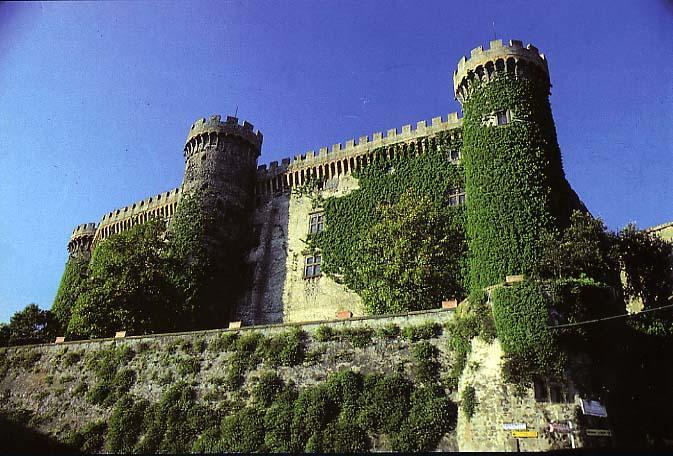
(186, 115), (263, 151)
(69, 223), (97, 241)
(453, 39), (549, 97)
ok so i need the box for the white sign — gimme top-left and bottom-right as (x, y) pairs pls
(548, 422), (571, 433)
(586, 429), (612, 437)
(580, 399), (608, 417)
(502, 423), (527, 431)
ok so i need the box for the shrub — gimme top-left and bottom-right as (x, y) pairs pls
(357, 373), (412, 434)
(304, 346), (326, 364)
(314, 325), (334, 342)
(340, 327), (373, 348)
(375, 323), (401, 339)
(411, 341), (440, 384)
(105, 395), (148, 453)
(402, 321), (442, 342)
(253, 372), (284, 407)
(461, 385), (477, 419)
(113, 368), (136, 394)
(177, 357), (201, 376)
(264, 397), (295, 452)
(259, 329), (305, 367)
(220, 407), (266, 452)
(491, 281), (564, 383)
(391, 385), (455, 452)
(64, 421), (107, 453)
(209, 332), (239, 353)
(62, 350), (83, 367)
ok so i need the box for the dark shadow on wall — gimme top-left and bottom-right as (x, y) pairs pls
(239, 192), (290, 325)
(0, 416), (79, 454)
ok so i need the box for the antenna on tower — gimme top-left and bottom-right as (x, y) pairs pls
(234, 105), (239, 117)
(492, 21), (497, 41)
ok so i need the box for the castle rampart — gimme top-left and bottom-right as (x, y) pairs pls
(92, 187), (182, 243)
(453, 39), (549, 103)
(67, 223), (97, 258)
(255, 112), (463, 196)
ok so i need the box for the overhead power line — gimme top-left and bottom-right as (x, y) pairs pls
(548, 302), (673, 329)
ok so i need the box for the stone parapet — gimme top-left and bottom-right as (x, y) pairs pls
(453, 39), (549, 101)
(69, 223), (97, 241)
(185, 115), (263, 157)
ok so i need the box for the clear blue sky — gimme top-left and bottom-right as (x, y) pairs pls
(1, 0), (671, 323)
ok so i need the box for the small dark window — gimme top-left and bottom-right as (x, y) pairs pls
(534, 378), (548, 402)
(549, 384), (563, 403)
(496, 110), (510, 126)
(304, 254), (322, 278)
(448, 188), (466, 207)
(450, 149), (460, 161)
(309, 213), (324, 234)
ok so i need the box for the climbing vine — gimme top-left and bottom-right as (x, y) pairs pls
(310, 133), (468, 313)
(461, 73), (578, 291)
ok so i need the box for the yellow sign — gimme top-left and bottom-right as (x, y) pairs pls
(512, 430), (538, 438)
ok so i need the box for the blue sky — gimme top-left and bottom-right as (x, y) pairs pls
(0, 0), (671, 323)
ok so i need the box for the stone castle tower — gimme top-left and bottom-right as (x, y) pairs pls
(59, 39), (585, 325)
(454, 40), (582, 290)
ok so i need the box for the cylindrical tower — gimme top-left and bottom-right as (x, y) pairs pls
(182, 115), (262, 205)
(174, 115), (263, 328)
(454, 40), (573, 291)
(67, 223), (97, 260)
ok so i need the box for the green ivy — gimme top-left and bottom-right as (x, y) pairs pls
(310, 136), (467, 313)
(462, 73), (578, 291)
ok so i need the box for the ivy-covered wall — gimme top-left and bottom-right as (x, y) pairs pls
(461, 73), (580, 291)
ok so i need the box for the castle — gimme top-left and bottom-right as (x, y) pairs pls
(63, 39), (583, 326)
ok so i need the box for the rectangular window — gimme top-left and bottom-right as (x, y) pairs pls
(549, 384), (564, 403)
(309, 212), (324, 234)
(534, 378), (548, 402)
(497, 110), (510, 126)
(448, 188), (466, 207)
(450, 149), (460, 161)
(304, 254), (322, 278)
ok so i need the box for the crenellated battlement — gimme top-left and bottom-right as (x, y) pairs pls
(453, 39), (549, 103)
(94, 187), (183, 242)
(184, 115), (263, 159)
(253, 113), (463, 196)
(70, 223), (97, 240)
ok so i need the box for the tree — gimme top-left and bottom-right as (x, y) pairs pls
(7, 303), (55, 345)
(352, 190), (466, 314)
(51, 256), (89, 332)
(619, 224), (673, 337)
(534, 210), (620, 285)
(67, 219), (181, 339)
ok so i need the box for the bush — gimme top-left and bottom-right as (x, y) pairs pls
(491, 281), (564, 383)
(357, 373), (412, 434)
(259, 329), (305, 367)
(391, 385), (454, 452)
(444, 293), (495, 388)
(402, 321), (442, 342)
(340, 327), (373, 348)
(105, 395), (148, 453)
(375, 323), (400, 339)
(411, 341), (440, 384)
(64, 421), (107, 453)
(177, 357), (201, 376)
(253, 372), (285, 407)
(209, 332), (238, 353)
(62, 350), (83, 367)
(220, 407), (266, 452)
(314, 325), (334, 342)
(461, 385), (477, 419)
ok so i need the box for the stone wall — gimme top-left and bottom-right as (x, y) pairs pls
(0, 308), (587, 452)
(457, 338), (581, 452)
